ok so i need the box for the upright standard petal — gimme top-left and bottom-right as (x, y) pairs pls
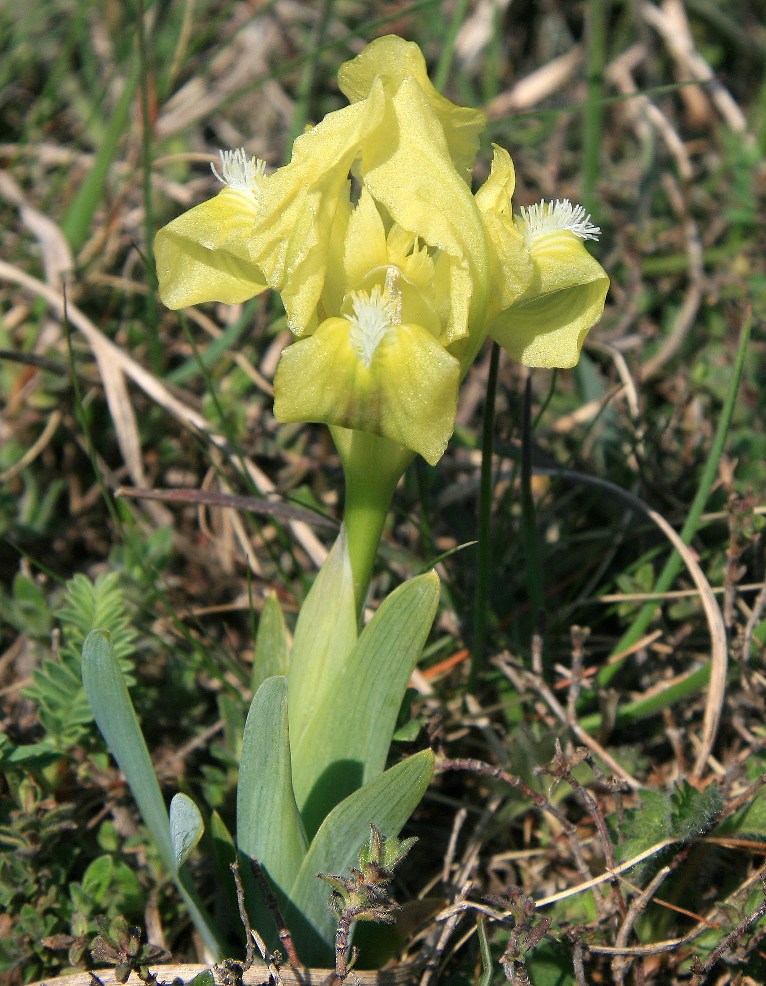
(253, 80), (387, 336)
(474, 146), (533, 314)
(341, 186), (388, 289)
(337, 35), (485, 182)
(359, 76), (490, 346)
(325, 191), (442, 340)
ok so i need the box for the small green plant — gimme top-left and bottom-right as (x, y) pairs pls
(26, 572), (136, 751)
(82, 34), (608, 972)
(0, 772), (146, 981)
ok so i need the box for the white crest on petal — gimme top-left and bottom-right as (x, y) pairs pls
(347, 273), (402, 368)
(211, 148), (266, 195)
(517, 199), (601, 245)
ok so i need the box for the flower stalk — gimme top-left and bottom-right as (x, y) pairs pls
(332, 428), (412, 612)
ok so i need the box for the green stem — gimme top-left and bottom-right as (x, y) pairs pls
(581, 662), (723, 733)
(61, 60), (140, 253)
(520, 375), (544, 631)
(334, 429), (412, 614)
(136, 0), (160, 372)
(471, 342), (500, 685)
(434, 0), (471, 91)
(287, 0), (335, 149)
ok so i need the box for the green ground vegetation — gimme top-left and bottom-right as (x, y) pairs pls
(1, 1), (766, 983)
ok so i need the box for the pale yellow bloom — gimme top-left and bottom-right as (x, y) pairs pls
(155, 35), (608, 464)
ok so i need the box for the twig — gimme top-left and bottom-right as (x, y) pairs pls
(442, 807), (468, 885)
(535, 838), (678, 908)
(418, 882), (472, 986)
(604, 43), (693, 181)
(570, 933), (587, 986)
(0, 409), (62, 483)
(491, 887), (551, 985)
(611, 867), (672, 984)
(742, 576), (766, 665)
(249, 860), (302, 969)
(324, 909), (356, 986)
(723, 495), (750, 631)
(640, 0), (748, 132)
(495, 653), (642, 790)
(230, 861), (256, 970)
(485, 47), (583, 118)
(690, 880), (766, 984)
(436, 756), (581, 841)
(115, 486), (337, 531)
(566, 627), (588, 723)
(249, 930), (283, 986)
(541, 741), (627, 921)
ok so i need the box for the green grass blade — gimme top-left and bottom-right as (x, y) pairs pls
(477, 916), (494, 986)
(163, 305), (259, 386)
(600, 309), (752, 686)
(82, 630), (223, 957)
(581, 662), (729, 733)
(287, 0), (335, 148)
(286, 749), (435, 966)
(61, 60), (140, 253)
(237, 676), (308, 897)
(135, 0), (159, 369)
(291, 572), (440, 836)
(583, 0), (607, 214)
(433, 0), (471, 91)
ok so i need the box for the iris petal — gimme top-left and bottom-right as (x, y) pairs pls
(475, 146), (533, 313)
(489, 230), (609, 368)
(155, 189), (267, 308)
(273, 316), (460, 466)
(359, 76), (489, 345)
(338, 34), (485, 181)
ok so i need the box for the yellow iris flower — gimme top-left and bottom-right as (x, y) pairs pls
(155, 35), (608, 466)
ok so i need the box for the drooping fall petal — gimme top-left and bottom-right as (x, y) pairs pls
(273, 289), (460, 466)
(489, 221), (609, 368)
(155, 85), (388, 331)
(155, 184), (268, 309)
